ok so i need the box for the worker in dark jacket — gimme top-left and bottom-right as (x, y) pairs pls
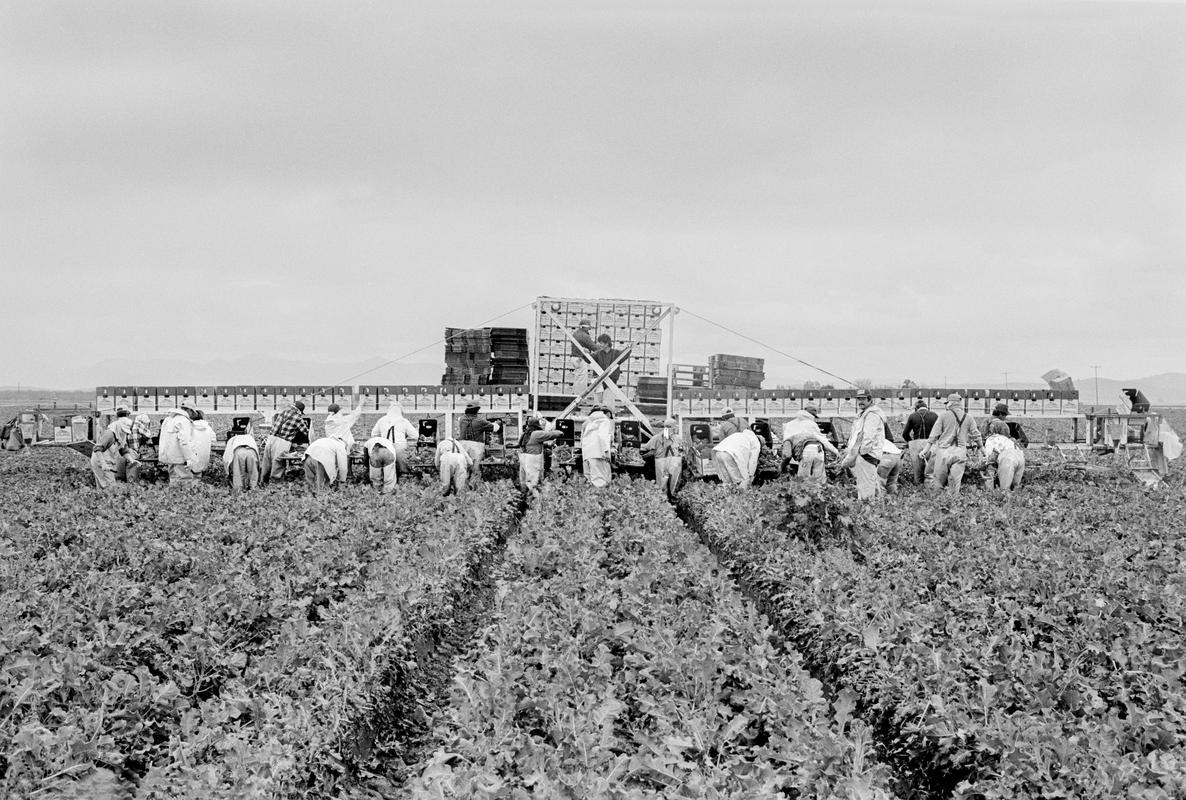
(716, 407), (747, 441)
(901, 399), (938, 484)
(591, 334), (623, 406)
(457, 402), (496, 487)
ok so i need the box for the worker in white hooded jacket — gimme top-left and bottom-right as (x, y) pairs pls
(158, 407), (202, 486)
(223, 419), (261, 492)
(323, 401), (363, 448)
(435, 437), (474, 497)
(580, 407), (614, 488)
(371, 403), (418, 478)
(712, 428), (761, 488)
(303, 436), (349, 493)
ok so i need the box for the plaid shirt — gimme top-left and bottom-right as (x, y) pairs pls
(130, 416), (154, 451)
(272, 405), (309, 442)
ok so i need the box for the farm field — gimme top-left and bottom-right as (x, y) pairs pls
(1, 448), (1183, 798)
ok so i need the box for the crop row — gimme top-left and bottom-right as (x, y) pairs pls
(0, 455), (519, 799)
(410, 481), (897, 799)
(678, 481), (1186, 799)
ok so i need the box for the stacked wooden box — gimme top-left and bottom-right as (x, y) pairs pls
(442, 327), (530, 386)
(708, 354), (765, 391)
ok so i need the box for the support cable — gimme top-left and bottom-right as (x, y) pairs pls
(680, 307), (857, 389)
(332, 301), (535, 386)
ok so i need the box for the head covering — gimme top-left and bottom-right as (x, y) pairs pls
(854, 389), (871, 401)
(327, 403), (341, 414)
(915, 399), (928, 409)
(992, 402), (1010, 417)
(578, 318), (592, 328)
(662, 417), (677, 428)
(804, 404), (819, 417)
(115, 405), (131, 417)
(721, 407), (734, 418)
(385, 402), (404, 416)
(293, 400), (306, 412)
(988, 419), (1010, 436)
(465, 403), (480, 414)
(946, 393), (963, 405)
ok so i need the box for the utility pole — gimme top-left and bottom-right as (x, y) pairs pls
(1091, 365), (1101, 407)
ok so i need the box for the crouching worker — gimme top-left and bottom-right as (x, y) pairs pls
(223, 419), (261, 492)
(435, 437), (473, 497)
(712, 427), (761, 488)
(371, 403), (417, 479)
(983, 419), (1025, 493)
(89, 407), (134, 489)
(303, 436), (349, 493)
(781, 406), (838, 488)
(641, 417), (685, 500)
(159, 406), (212, 486)
(363, 436), (399, 493)
(518, 416), (563, 499)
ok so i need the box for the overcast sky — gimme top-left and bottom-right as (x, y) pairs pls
(3, 0), (1183, 389)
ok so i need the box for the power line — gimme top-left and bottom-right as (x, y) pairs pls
(332, 301), (535, 385)
(680, 307), (857, 388)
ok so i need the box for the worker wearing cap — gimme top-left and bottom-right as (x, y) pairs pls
(581, 406), (614, 487)
(780, 406), (838, 487)
(989, 402), (1029, 448)
(158, 406), (203, 486)
(983, 419), (1025, 493)
(517, 416), (564, 499)
(302, 434), (349, 493)
(591, 334), (624, 407)
(89, 407), (133, 489)
(458, 403), (496, 486)
(901, 399), (939, 485)
(837, 390), (886, 500)
(921, 393), (983, 495)
(323, 400), (363, 448)
(125, 412), (154, 483)
(370, 402), (418, 478)
(223, 419), (261, 492)
(716, 407), (747, 440)
(712, 426), (762, 488)
(435, 436), (474, 497)
(262, 400), (309, 484)
(570, 318), (597, 395)
(641, 417), (686, 500)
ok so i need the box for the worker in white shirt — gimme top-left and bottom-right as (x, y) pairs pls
(303, 436), (350, 493)
(435, 437), (474, 497)
(323, 400), (363, 448)
(921, 393), (983, 495)
(363, 436), (400, 493)
(158, 407), (202, 486)
(223, 419), (261, 492)
(580, 406), (614, 488)
(982, 419), (1025, 493)
(89, 407), (133, 489)
(712, 427), (761, 488)
(838, 390), (886, 501)
(370, 403), (418, 478)
(780, 406), (838, 487)
(640, 417), (685, 500)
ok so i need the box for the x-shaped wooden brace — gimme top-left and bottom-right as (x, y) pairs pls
(542, 305), (673, 437)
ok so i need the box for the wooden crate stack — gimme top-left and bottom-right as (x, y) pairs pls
(708, 354), (765, 391)
(442, 327), (530, 386)
(533, 298), (664, 400)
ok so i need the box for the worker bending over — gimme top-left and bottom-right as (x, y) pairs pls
(518, 416), (563, 499)
(641, 417), (685, 500)
(159, 406), (212, 486)
(224, 419), (261, 492)
(838, 390), (886, 501)
(262, 400), (309, 484)
(371, 403), (418, 479)
(89, 407), (133, 489)
(303, 435), (349, 493)
(712, 426), (761, 488)
(780, 406), (837, 488)
(983, 419), (1025, 493)
(363, 436), (400, 493)
(901, 400), (938, 484)
(921, 393), (983, 495)
(581, 406), (614, 488)
(435, 437), (474, 497)
(458, 403), (496, 487)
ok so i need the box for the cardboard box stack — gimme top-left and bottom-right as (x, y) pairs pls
(442, 327), (530, 386)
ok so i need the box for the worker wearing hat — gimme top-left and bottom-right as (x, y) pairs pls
(580, 405), (614, 488)
(989, 402), (1029, 448)
(570, 318), (597, 395)
(983, 418), (1025, 493)
(517, 415), (564, 499)
(901, 399), (939, 485)
(780, 405), (838, 488)
(89, 406), (133, 489)
(458, 402), (496, 487)
(716, 407), (747, 441)
(838, 389), (887, 501)
(641, 417), (686, 500)
(920, 393), (983, 495)
(262, 400), (309, 484)
(158, 405), (203, 486)
(323, 399), (363, 449)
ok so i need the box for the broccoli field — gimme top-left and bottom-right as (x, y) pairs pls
(1, 449), (1183, 799)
